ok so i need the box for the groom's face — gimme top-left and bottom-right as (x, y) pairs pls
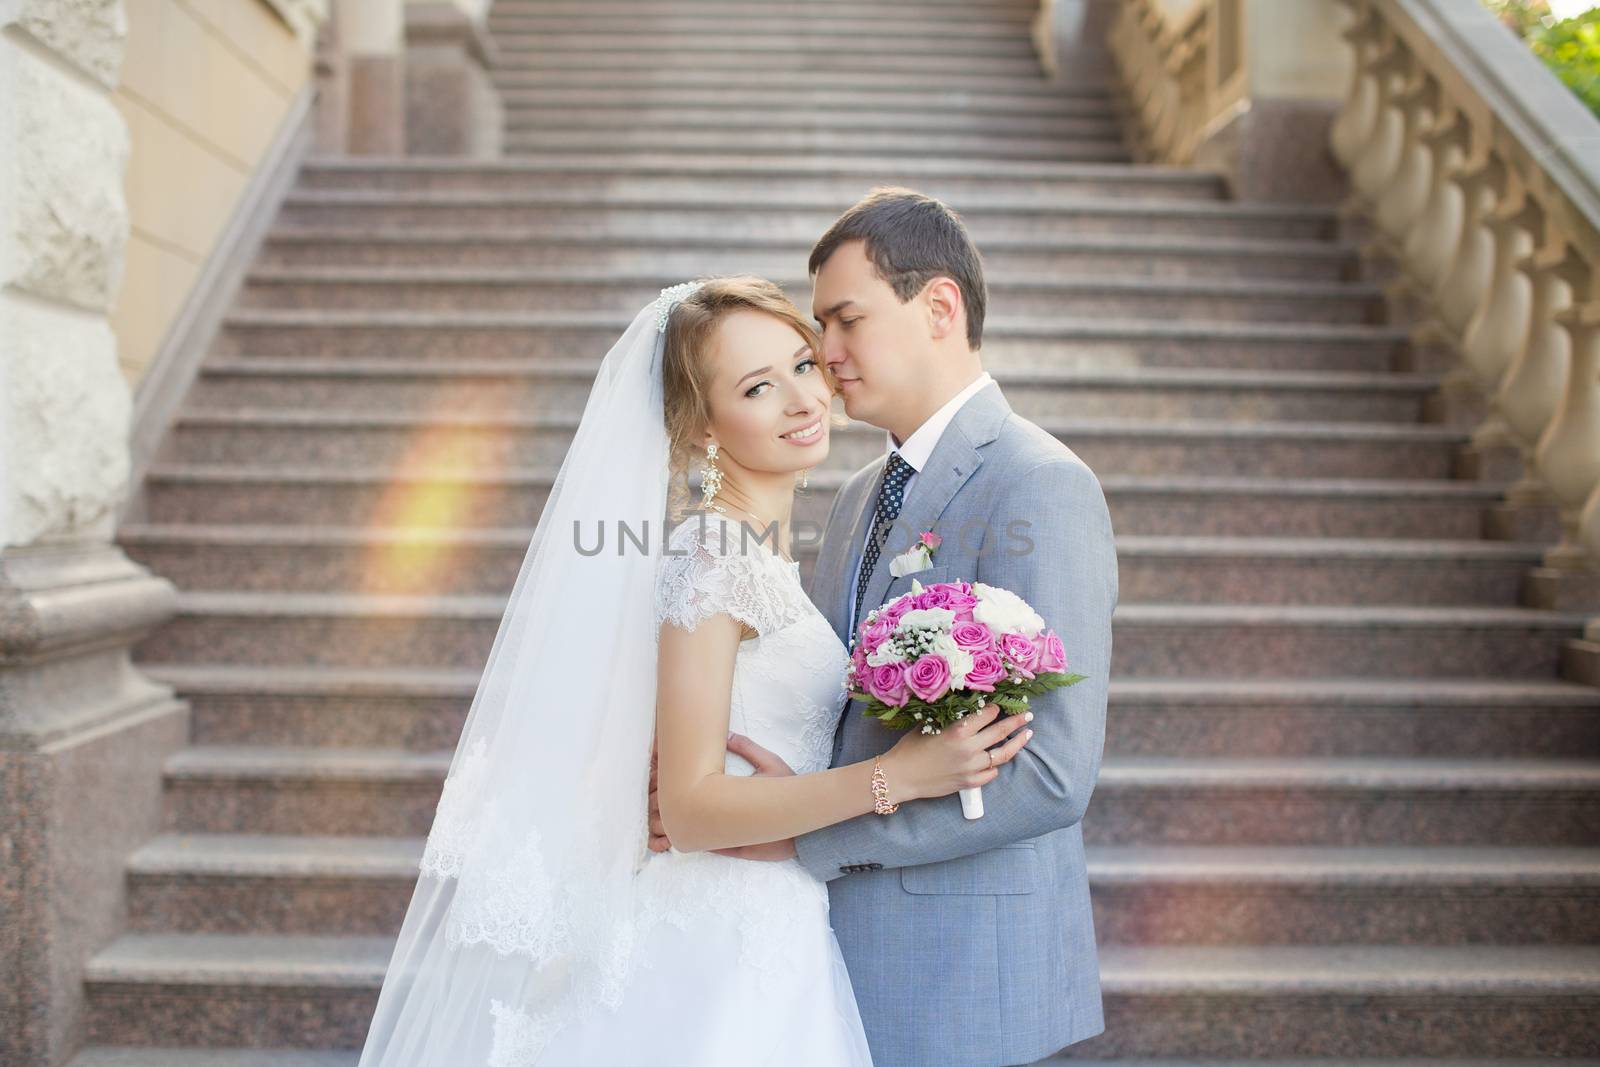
(810, 240), (928, 432)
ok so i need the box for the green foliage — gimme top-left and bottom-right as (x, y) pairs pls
(1482, 0), (1553, 37)
(854, 670), (1088, 733)
(1482, 0), (1600, 117)
(1530, 10), (1600, 115)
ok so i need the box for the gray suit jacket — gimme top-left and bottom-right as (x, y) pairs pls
(795, 381), (1117, 1067)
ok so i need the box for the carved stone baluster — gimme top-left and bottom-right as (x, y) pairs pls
(1459, 177), (1539, 460)
(1374, 72), (1439, 247)
(1499, 241), (1578, 507)
(1347, 42), (1411, 209)
(1433, 152), (1503, 345)
(1330, 0), (1380, 168)
(1534, 297), (1600, 570)
(1401, 109), (1469, 293)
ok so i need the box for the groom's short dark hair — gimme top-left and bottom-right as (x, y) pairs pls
(808, 187), (987, 349)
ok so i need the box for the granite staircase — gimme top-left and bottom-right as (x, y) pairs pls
(77, 0), (1600, 1062)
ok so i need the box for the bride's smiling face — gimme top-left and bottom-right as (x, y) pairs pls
(701, 309), (833, 475)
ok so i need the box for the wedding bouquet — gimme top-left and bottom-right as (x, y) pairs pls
(847, 577), (1085, 819)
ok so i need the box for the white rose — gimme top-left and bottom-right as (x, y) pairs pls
(971, 583), (1045, 637)
(866, 643), (907, 667)
(928, 633), (975, 685)
(897, 607), (956, 631)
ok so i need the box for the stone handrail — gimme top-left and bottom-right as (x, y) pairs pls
(1106, 0), (1247, 164)
(1330, 0), (1600, 577)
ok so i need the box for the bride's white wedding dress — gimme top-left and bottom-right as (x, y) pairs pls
(521, 512), (874, 1065)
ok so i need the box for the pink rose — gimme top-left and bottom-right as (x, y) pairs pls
(915, 582), (967, 614)
(998, 633), (1039, 678)
(927, 582), (978, 616)
(963, 649), (1007, 692)
(881, 597), (913, 626)
(868, 662), (910, 707)
(1036, 630), (1068, 673)
(905, 654), (952, 702)
(951, 620), (995, 653)
(860, 618), (894, 655)
(918, 531), (943, 551)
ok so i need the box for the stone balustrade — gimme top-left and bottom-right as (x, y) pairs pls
(1108, 0), (1247, 165)
(1108, 0), (1600, 599)
(1330, 0), (1600, 592)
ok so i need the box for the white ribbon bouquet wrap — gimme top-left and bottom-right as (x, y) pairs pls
(846, 578), (1086, 819)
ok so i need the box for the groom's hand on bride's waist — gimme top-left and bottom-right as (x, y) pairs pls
(644, 732), (799, 861)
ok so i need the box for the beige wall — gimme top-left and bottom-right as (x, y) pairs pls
(111, 0), (313, 389)
(1245, 0), (1350, 99)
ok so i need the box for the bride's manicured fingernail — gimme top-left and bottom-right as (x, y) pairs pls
(1024, 712), (1034, 722)
(1025, 730), (1034, 739)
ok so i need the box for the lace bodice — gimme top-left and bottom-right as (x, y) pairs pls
(640, 514), (852, 988)
(654, 513), (849, 778)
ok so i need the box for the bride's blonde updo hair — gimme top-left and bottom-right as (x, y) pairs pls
(661, 276), (827, 521)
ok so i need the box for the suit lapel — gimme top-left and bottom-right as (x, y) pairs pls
(852, 382), (1013, 641)
(813, 454), (884, 648)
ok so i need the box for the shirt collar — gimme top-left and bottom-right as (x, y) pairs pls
(886, 372), (994, 473)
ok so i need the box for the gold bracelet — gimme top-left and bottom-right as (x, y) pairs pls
(870, 755), (898, 815)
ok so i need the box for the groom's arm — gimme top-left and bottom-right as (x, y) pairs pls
(793, 457), (1117, 882)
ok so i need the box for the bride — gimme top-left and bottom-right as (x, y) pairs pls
(356, 276), (1034, 1066)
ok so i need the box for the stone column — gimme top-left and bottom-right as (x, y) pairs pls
(1193, 0), (1354, 203)
(338, 0), (406, 155)
(1032, 0), (1119, 87)
(405, 0), (503, 157)
(1, 4), (185, 1065)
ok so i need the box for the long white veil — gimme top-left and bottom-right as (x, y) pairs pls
(358, 285), (697, 1066)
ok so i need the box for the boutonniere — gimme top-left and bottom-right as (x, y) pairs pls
(888, 530), (942, 578)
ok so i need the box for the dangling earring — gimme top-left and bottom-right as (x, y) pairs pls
(700, 443), (725, 512)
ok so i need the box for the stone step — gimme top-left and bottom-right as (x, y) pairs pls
(76, 932), (1600, 1053)
(493, 85), (1112, 116)
(215, 312), (1404, 372)
(488, 13), (1036, 37)
(488, 0), (1040, 14)
(1105, 678), (1600, 759)
(490, 67), (1083, 92)
(155, 746), (1600, 842)
(123, 832), (1600, 945)
(185, 360), (1434, 422)
(238, 268), (1382, 324)
(120, 523), (1534, 606)
(257, 230), (1353, 280)
(271, 195), (1334, 241)
(115, 503), (1528, 600)
(131, 589), (1585, 676)
(485, 48), (1049, 76)
(1087, 844), (1600, 945)
(67, 1057), (1597, 1067)
(292, 155), (1214, 200)
(490, 30), (1040, 57)
(137, 467), (1507, 539)
(83, 933), (388, 1050)
(160, 410), (1461, 480)
(501, 128), (1130, 162)
(1082, 944), (1600, 1057)
(135, 663), (1600, 758)
(70, 1049), (359, 1066)
(500, 107), (1123, 139)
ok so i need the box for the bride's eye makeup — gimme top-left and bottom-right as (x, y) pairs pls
(744, 357), (819, 398)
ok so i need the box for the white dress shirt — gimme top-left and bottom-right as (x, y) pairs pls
(846, 371), (995, 628)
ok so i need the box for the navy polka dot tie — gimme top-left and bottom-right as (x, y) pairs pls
(852, 452), (915, 642)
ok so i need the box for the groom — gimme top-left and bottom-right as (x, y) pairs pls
(652, 187), (1118, 1067)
